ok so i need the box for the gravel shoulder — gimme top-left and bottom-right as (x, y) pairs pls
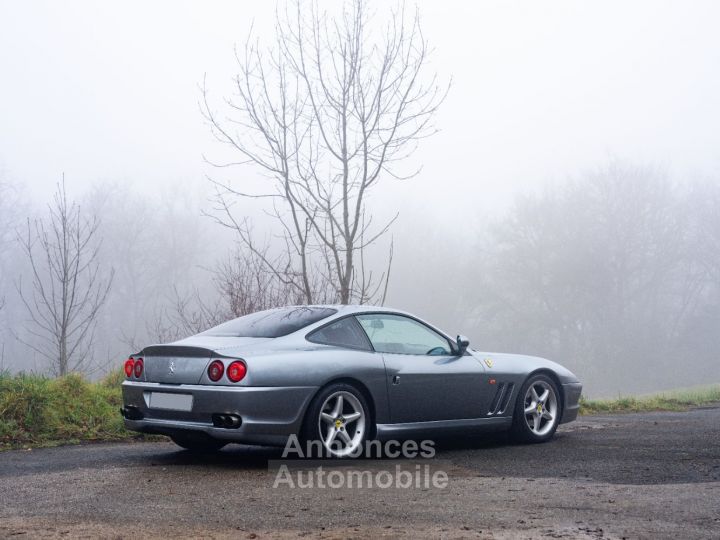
(1, 407), (719, 539)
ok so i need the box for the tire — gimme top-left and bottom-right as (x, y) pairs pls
(511, 373), (562, 444)
(170, 432), (227, 453)
(302, 383), (371, 458)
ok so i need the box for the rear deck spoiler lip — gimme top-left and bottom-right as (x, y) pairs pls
(139, 345), (252, 359)
(140, 345), (215, 357)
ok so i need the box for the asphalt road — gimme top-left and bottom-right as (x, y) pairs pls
(1, 407), (719, 539)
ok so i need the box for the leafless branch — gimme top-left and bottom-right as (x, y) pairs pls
(202, 0), (447, 305)
(15, 178), (114, 375)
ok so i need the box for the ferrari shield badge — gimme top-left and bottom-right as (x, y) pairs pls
(483, 357), (493, 368)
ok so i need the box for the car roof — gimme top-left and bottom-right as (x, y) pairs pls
(289, 304), (447, 333)
(289, 304), (413, 316)
(309, 304), (455, 341)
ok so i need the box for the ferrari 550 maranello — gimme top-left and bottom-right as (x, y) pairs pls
(121, 305), (582, 457)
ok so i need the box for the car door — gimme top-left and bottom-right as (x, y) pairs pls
(355, 313), (487, 424)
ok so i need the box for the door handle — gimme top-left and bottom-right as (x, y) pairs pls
(392, 375), (401, 385)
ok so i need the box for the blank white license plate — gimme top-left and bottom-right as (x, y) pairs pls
(149, 392), (193, 411)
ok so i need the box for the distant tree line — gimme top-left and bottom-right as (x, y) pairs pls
(1, 161), (718, 397)
(457, 162), (720, 395)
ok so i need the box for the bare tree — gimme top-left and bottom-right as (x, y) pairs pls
(202, 0), (446, 305)
(17, 179), (114, 375)
(0, 180), (23, 314)
(86, 181), (215, 356)
(142, 249), (306, 346)
(459, 162), (717, 395)
(142, 288), (225, 346)
(0, 179), (25, 372)
(692, 181), (720, 283)
(215, 247), (307, 316)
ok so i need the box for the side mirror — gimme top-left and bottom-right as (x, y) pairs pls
(456, 335), (470, 355)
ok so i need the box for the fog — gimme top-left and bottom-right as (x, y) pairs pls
(1, 0), (719, 397)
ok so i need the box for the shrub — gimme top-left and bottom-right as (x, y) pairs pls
(0, 371), (132, 449)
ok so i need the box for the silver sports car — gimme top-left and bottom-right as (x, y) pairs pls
(121, 305), (582, 457)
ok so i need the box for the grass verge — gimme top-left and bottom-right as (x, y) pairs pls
(580, 384), (720, 415)
(0, 369), (157, 451)
(2, 371), (718, 449)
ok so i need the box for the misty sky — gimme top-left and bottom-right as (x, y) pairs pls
(2, 0), (719, 216)
(2, 1), (720, 396)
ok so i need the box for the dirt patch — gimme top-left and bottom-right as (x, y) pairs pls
(0, 517), (620, 539)
(1, 408), (719, 539)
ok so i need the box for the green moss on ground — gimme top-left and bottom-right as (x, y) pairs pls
(580, 385), (720, 415)
(0, 369), (155, 450)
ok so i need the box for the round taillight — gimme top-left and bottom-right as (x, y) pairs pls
(207, 360), (224, 382)
(226, 360), (247, 383)
(134, 358), (144, 378)
(124, 358), (135, 378)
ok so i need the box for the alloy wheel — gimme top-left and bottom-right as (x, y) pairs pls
(523, 380), (558, 436)
(317, 390), (366, 457)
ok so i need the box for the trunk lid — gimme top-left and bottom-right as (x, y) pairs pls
(142, 345), (213, 384)
(140, 337), (273, 384)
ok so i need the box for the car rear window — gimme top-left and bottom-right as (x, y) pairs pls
(201, 307), (337, 338)
(306, 316), (372, 350)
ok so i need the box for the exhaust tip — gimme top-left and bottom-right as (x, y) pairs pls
(120, 406), (144, 421)
(212, 413), (242, 429)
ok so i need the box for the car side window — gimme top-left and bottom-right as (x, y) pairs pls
(355, 314), (452, 356)
(307, 317), (372, 351)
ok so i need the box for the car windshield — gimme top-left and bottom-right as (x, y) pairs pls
(200, 306), (337, 338)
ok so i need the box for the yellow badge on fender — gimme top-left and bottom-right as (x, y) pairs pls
(483, 357), (493, 368)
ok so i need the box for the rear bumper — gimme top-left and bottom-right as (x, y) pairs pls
(121, 381), (317, 446)
(560, 382), (583, 424)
